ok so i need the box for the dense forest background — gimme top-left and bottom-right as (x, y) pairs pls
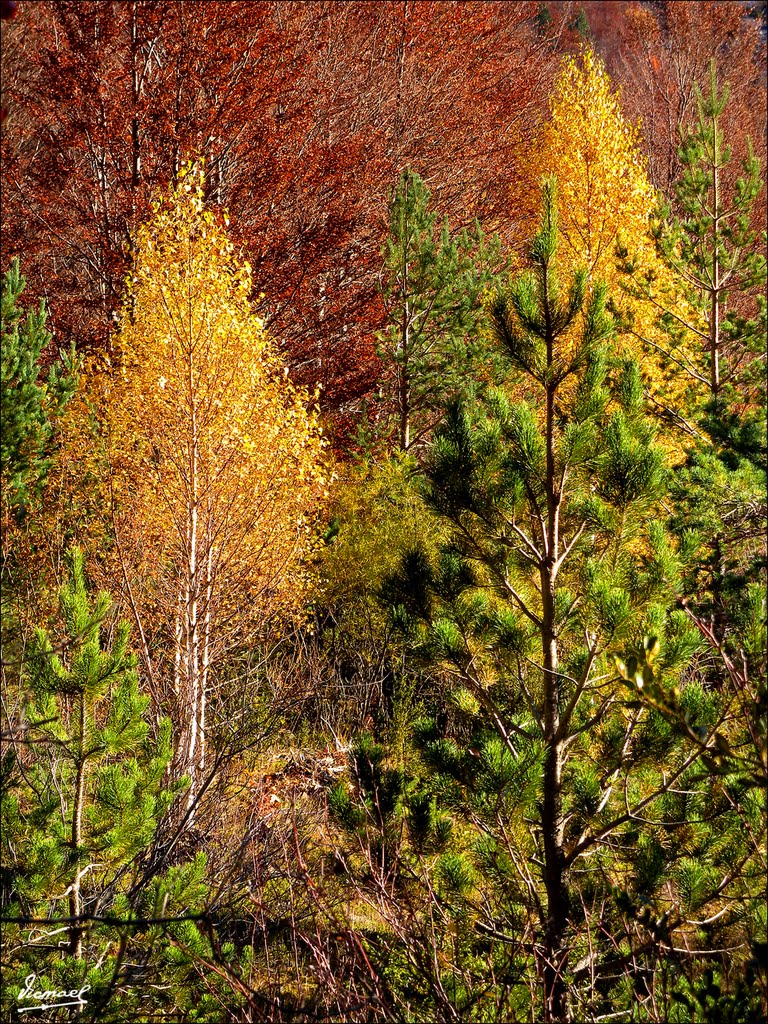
(1, 2), (766, 1022)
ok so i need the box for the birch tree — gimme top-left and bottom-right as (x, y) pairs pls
(95, 165), (326, 804)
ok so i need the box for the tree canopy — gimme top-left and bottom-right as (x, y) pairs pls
(1, 8), (765, 1022)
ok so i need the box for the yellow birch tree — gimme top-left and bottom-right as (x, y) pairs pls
(86, 165), (326, 803)
(536, 47), (695, 442)
(538, 47), (658, 282)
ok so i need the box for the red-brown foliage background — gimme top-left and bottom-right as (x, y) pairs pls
(2, 0), (765, 437)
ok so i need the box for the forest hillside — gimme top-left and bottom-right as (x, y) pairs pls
(1, 2), (766, 1022)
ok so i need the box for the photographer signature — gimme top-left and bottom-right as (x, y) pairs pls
(17, 973), (91, 1014)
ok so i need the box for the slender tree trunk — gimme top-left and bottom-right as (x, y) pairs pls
(185, 333), (201, 812)
(709, 104), (721, 398)
(130, 2), (142, 189)
(173, 588), (183, 697)
(69, 699), (86, 958)
(540, 601), (569, 1022)
(399, 210), (411, 450)
(394, 0), (409, 144)
(399, 357), (411, 450)
(200, 540), (215, 784)
(539, 371), (570, 1020)
(186, 461), (200, 810)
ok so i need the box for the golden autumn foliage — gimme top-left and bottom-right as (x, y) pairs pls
(538, 48), (657, 279)
(536, 48), (697, 450)
(80, 165), (327, 792)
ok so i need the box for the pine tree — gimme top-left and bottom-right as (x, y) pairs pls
(1, 263), (82, 825)
(638, 71), (768, 961)
(665, 60), (765, 406)
(377, 167), (503, 451)
(0, 548), (180, 1014)
(573, 7), (590, 39)
(369, 181), (763, 1021)
(620, 59), (766, 421)
(0, 258), (79, 513)
(621, 61), (766, 662)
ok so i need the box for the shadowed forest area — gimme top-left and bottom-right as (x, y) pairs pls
(1, 2), (766, 1021)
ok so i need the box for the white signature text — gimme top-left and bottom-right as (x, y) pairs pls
(17, 973), (91, 1014)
